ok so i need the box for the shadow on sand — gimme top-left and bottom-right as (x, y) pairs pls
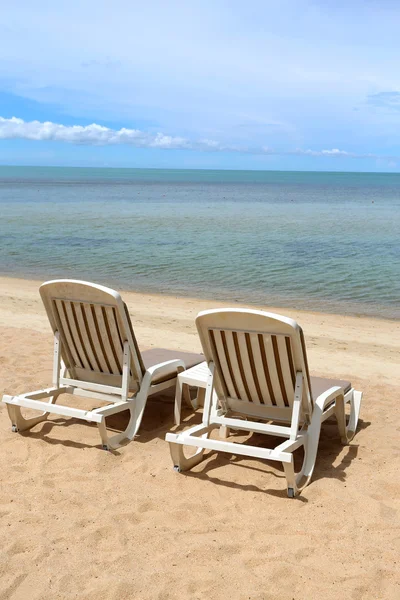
(15, 390), (370, 498)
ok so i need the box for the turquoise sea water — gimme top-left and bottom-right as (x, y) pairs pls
(0, 166), (399, 319)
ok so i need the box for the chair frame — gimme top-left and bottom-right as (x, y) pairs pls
(166, 309), (362, 497)
(3, 280), (188, 449)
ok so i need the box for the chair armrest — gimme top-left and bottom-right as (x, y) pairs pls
(145, 359), (186, 381)
(314, 386), (344, 411)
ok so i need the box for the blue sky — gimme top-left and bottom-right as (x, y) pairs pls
(1, 0), (400, 171)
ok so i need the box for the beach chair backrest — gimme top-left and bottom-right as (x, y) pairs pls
(196, 309), (312, 420)
(40, 280), (145, 391)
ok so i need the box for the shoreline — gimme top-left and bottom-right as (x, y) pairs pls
(1, 274), (399, 386)
(0, 273), (398, 323)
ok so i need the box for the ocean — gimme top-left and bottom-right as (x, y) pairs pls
(0, 166), (399, 319)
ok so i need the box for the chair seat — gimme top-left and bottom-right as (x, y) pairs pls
(141, 348), (204, 384)
(311, 376), (351, 401)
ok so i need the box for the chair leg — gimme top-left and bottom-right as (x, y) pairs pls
(97, 412), (136, 451)
(124, 389), (149, 440)
(335, 390), (362, 444)
(182, 383), (194, 409)
(283, 399), (332, 497)
(169, 431), (211, 472)
(219, 426), (230, 438)
(282, 460), (297, 498)
(98, 388), (151, 450)
(196, 388), (206, 407)
(282, 436), (314, 498)
(283, 389), (362, 496)
(6, 392), (61, 433)
(97, 419), (112, 450)
(7, 404), (49, 433)
(174, 378), (183, 425)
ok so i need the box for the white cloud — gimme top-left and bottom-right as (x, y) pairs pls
(293, 148), (352, 157)
(0, 116), (191, 149)
(0, 116), (256, 153)
(316, 148), (351, 156)
(290, 147), (398, 160)
(0, 116), (398, 163)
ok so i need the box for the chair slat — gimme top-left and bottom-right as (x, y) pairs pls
(277, 335), (295, 401)
(236, 332), (260, 404)
(54, 299), (83, 369)
(285, 336), (296, 386)
(64, 301), (92, 370)
(210, 330), (238, 399)
(224, 331), (249, 402)
(249, 333), (273, 405)
(271, 335), (290, 407)
(93, 305), (121, 375)
(104, 306), (123, 373)
(74, 302), (101, 372)
(82, 303), (109, 373)
(262, 335), (285, 407)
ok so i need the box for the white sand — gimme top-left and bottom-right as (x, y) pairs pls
(0, 276), (399, 599)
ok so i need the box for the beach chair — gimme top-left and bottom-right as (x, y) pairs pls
(166, 308), (362, 497)
(3, 280), (203, 449)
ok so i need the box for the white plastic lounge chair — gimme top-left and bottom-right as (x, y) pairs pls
(3, 280), (203, 449)
(166, 308), (362, 497)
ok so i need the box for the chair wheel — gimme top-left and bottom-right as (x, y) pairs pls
(11, 425), (18, 433)
(102, 444), (109, 451)
(287, 488), (295, 498)
(173, 465), (182, 473)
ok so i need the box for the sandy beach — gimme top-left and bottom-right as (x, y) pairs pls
(0, 276), (399, 599)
